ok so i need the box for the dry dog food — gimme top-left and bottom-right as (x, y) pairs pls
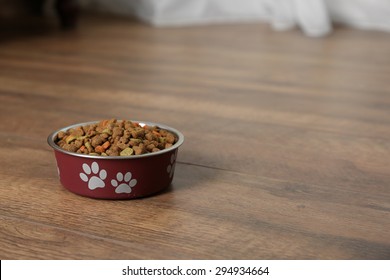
(55, 119), (178, 156)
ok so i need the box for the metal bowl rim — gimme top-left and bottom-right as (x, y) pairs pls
(47, 120), (184, 160)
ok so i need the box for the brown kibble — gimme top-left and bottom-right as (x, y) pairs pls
(100, 133), (110, 139)
(57, 131), (66, 139)
(166, 133), (176, 144)
(133, 145), (145, 155)
(146, 143), (156, 152)
(145, 132), (157, 141)
(131, 128), (145, 139)
(124, 121), (135, 130)
(86, 126), (97, 137)
(62, 143), (78, 153)
(159, 129), (168, 137)
(74, 139), (83, 149)
(70, 126), (84, 137)
(129, 138), (142, 147)
(112, 127), (123, 139)
(106, 146), (120, 156)
(116, 139), (129, 150)
(156, 141), (165, 149)
(124, 129), (132, 138)
(55, 119), (178, 156)
(91, 135), (105, 147)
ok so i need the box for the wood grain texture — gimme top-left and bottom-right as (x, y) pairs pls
(0, 15), (389, 259)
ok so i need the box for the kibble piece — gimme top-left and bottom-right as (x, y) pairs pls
(91, 135), (105, 147)
(112, 127), (123, 139)
(133, 145), (145, 155)
(85, 141), (93, 153)
(131, 128), (145, 139)
(116, 139), (129, 150)
(106, 146), (120, 156)
(57, 131), (66, 140)
(74, 139), (83, 149)
(70, 126), (84, 137)
(129, 138), (142, 147)
(146, 143), (156, 152)
(166, 133), (176, 144)
(102, 128), (112, 135)
(65, 135), (76, 144)
(102, 141), (110, 150)
(145, 132), (156, 142)
(95, 145), (105, 154)
(120, 147), (134, 156)
(62, 143), (78, 153)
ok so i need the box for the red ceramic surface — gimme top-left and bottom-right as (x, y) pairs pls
(48, 121), (184, 199)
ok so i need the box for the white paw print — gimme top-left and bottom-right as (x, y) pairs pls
(111, 172), (137, 194)
(167, 150), (178, 178)
(79, 162), (107, 190)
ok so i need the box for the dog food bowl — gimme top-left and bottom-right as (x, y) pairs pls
(47, 121), (184, 199)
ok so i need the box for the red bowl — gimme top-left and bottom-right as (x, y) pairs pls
(47, 121), (184, 199)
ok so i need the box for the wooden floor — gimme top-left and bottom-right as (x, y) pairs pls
(0, 15), (389, 259)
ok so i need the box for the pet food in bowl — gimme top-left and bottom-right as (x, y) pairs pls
(47, 119), (184, 199)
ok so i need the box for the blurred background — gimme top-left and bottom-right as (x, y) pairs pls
(1, 0), (390, 37)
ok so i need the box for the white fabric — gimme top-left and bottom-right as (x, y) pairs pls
(79, 0), (390, 37)
(327, 0), (390, 32)
(267, 0), (332, 37)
